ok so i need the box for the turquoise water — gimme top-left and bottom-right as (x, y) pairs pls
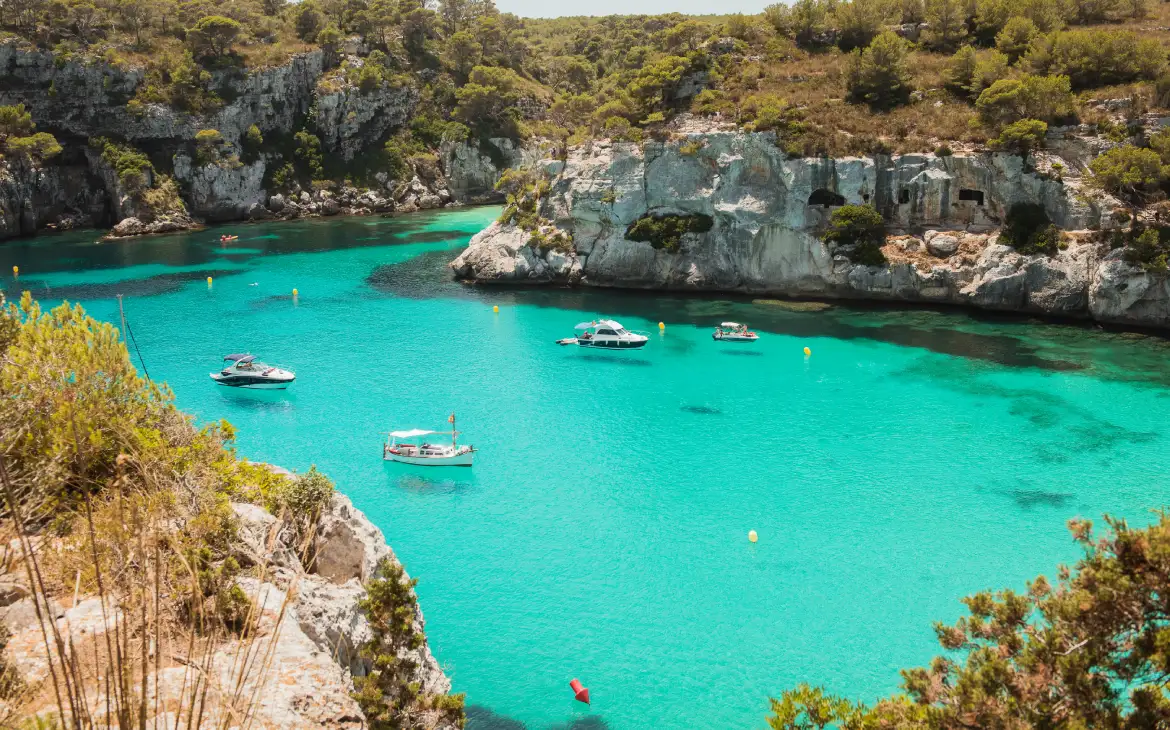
(5, 208), (1170, 729)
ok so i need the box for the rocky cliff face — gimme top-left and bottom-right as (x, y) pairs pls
(2, 483), (458, 729)
(0, 157), (107, 238)
(0, 44), (521, 240)
(440, 137), (547, 202)
(450, 129), (1170, 330)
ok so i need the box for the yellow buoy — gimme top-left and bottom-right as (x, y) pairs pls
(11, 265), (17, 277)
(803, 346), (811, 356)
(658, 321), (665, 330)
(748, 530), (758, 543)
(206, 276), (213, 286)
(292, 288), (298, 296)
(493, 305), (499, 313)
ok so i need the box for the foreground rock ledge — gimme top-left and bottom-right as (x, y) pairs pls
(450, 133), (1170, 330)
(2, 489), (457, 730)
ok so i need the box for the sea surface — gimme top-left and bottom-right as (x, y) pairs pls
(4, 207), (1170, 730)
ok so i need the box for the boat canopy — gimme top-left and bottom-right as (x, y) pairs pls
(576, 319), (626, 331)
(720, 322), (742, 328)
(389, 428), (438, 439)
(224, 354), (254, 363)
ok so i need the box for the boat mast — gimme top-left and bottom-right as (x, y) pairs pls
(449, 412), (457, 448)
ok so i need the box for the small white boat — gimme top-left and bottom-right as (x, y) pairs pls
(561, 319), (648, 349)
(210, 354), (296, 389)
(384, 414), (474, 467)
(713, 322), (759, 342)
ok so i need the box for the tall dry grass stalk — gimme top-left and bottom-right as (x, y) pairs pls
(0, 448), (316, 730)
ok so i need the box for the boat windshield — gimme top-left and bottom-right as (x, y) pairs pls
(235, 359), (269, 370)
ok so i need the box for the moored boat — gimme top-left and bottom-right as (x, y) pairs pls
(210, 354), (296, 389)
(384, 414), (475, 466)
(713, 322), (759, 342)
(561, 319), (648, 349)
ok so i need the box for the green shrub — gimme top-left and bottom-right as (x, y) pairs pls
(1088, 145), (1168, 202)
(625, 213), (714, 253)
(187, 15), (243, 59)
(995, 17), (1038, 63)
(5, 132), (62, 164)
(845, 32), (912, 111)
(194, 128), (225, 165)
(90, 136), (153, 192)
(603, 115), (641, 142)
(270, 162), (296, 192)
(0, 104), (34, 141)
(942, 46), (979, 97)
(245, 124), (263, 148)
(1123, 228), (1170, 271)
(740, 93), (805, 136)
(496, 168), (552, 231)
(1028, 29), (1164, 90)
(975, 74), (1075, 128)
(999, 203), (1060, 254)
(922, 0), (968, 51)
(990, 119), (1048, 155)
(822, 204), (887, 265)
(353, 559), (466, 729)
(294, 130), (324, 179)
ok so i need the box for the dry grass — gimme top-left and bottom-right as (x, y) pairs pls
(1, 454), (311, 729)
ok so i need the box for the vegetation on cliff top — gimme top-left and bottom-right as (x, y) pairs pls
(1, 0), (1170, 176)
(768, 513), (1170, 728)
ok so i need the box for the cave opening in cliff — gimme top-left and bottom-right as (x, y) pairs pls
(959, 189), (985, 206)
(808, 189), (846, 208)
(899, 189), (911, 204)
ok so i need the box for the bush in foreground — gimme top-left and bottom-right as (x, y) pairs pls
(769, 513), (1170, 728)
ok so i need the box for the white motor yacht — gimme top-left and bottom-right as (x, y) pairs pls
(713, 322), (759, 342)
(210, 354), (296, 389)
(384, 414), (475, 467)
(558, 319), (649, 349)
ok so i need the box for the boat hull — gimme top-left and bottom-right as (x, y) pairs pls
(713, 334), (758, 342)
(384, 451), (474, 466)
(576, 338), (647, 349)
(210, 374), (295, 389)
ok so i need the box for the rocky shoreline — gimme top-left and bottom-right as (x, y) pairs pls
(2, 471), (457, 729)
(450, 128), (1170, 331)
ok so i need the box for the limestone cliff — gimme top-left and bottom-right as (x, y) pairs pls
(450, 128), (1170, 330)
(0, 43), (518, 240)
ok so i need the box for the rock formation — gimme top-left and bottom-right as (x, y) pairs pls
(450, 128), (1170, 330)
(0, 43), (519, 240)
(2, 485), (457, 729)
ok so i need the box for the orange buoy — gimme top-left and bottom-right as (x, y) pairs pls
(569, 678), (590, 705)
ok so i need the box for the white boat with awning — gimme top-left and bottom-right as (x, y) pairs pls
(558, 319), (649, 349)
(713, 322), (759, 342)
(383, 416), (475, 466)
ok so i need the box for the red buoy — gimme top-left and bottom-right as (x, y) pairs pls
(569, 678), (590, 705)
